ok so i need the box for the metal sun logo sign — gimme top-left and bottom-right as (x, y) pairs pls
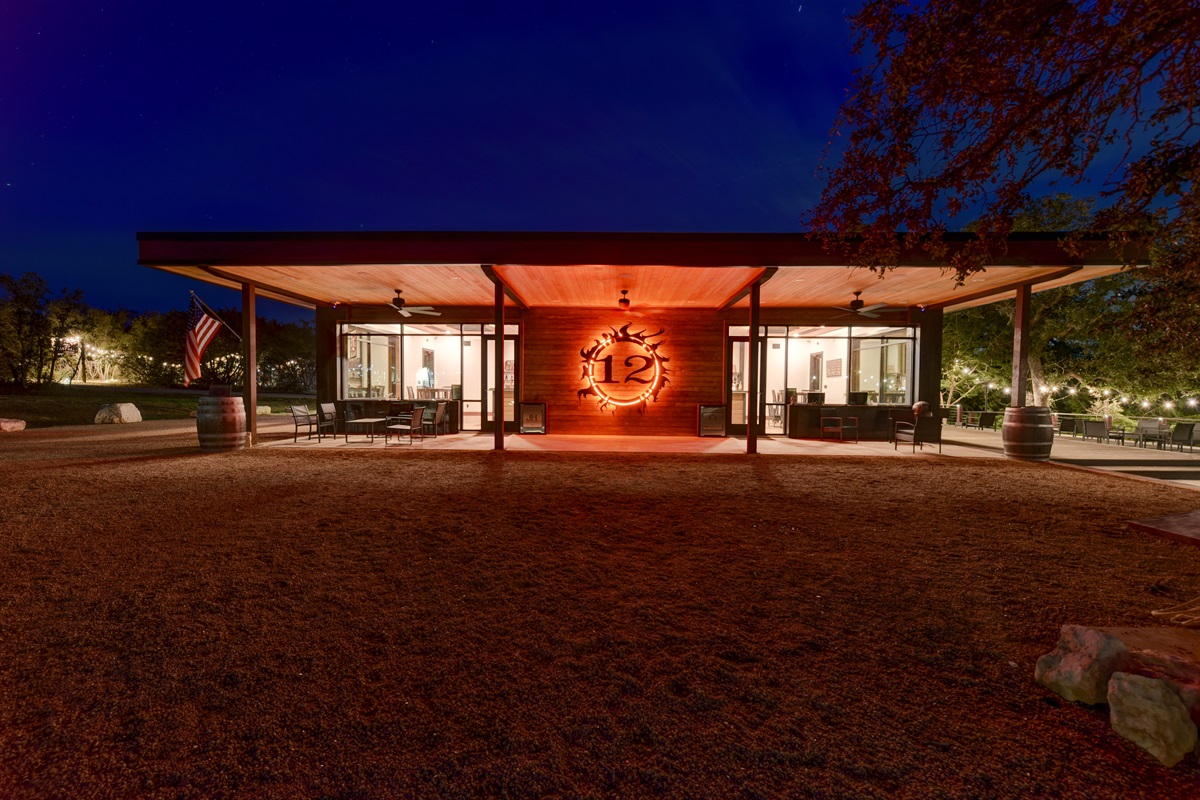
(578, 323), (670, 413)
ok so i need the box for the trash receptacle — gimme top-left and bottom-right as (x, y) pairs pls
(698, 405), (726, 437)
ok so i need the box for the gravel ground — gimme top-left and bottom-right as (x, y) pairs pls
(2, 420), (1200, 799)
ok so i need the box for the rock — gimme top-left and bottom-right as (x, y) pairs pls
(256, 405), (272, 415)
(94, 403), (142, 424)
(1108, 672), (1198, 767)
(1036, 624), (1130, 705)
(0, 418), (26, 432)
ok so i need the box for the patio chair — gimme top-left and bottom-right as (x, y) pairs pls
(1132, 418), (1167, 448)
(385, 405), (425, 445)
(966, 411), (998, 430)
(424, 402), (448, 437)
(290, 405), (319, 442)
(316, 402), (338, 440)
(1057, 418), (1079, 437)
(893, 415), (942, 453)
(1169, 422), (1196, 453)
(1081, 420), (1114, 444)
(820, 411), (858, 442)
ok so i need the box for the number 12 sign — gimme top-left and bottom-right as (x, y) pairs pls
(578, 323), (671, 413)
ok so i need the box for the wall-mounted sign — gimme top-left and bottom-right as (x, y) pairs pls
(578, 323), (670, 413)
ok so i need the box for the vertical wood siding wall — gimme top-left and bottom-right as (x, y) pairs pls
(521, 308), (725, 436)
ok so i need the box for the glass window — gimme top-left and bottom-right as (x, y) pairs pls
(850, 326), (913, 405)
(339, 323), (466, 402)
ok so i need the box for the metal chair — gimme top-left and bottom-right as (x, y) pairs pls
(1081, 419), (1115, 444)
(1170, 422), (1196, 453)
(290, 405), (319, 442)
(1132, 418), (1168, 448)
(894, 416), (942, 453)
(385, 406), (425, 445)
(316, 402), (338, 440)
(966, 411), (999, 430)
(424, 402), (448, 437)
(820, 411), (858, 442)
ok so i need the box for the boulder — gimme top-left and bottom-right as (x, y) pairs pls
(1108, 672), (1198, 767)
(1035, 625), (1130, 705)
(256, 405), (272, 415)
(94, 403), (142, 424)
(0, 418), (26, 432)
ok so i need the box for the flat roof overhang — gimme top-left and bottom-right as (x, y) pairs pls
(137, 230), (1137, 314)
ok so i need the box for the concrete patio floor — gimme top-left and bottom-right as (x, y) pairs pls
(258, 417), (1200, 490)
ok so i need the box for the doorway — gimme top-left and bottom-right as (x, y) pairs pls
(726, 335), (769, 436)
(482, 329), (519, 433)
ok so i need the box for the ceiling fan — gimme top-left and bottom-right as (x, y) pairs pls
(390, 289), (441, 318)
(834, 291), (889, 319)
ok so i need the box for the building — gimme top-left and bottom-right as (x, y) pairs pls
(137, 230), (1129, 450)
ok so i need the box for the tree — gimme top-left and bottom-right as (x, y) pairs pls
(123, 310), (189, 386)
(810, 0), (1199, 279)
(943, 193), (1200, 418)
(258, 318), (316, 393)
(43, 290), (88, 383)
(74, 308), (133, 383)
(0, 273), (50, 386)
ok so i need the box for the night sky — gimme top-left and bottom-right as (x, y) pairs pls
(2, 2), (859, 320)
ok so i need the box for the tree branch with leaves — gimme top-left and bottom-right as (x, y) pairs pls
(809, 0), (1199, 279)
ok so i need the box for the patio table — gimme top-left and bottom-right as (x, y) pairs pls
(344, 417), (388, 443)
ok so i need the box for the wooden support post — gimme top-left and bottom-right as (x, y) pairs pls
(241, 283), (258, 445)
(1011, 283), (1031, 408)
(494, 278), (505, 452)
(315, 304), (341, 406)
(747, 282), (760, 455)
(915, 306), (943, 411)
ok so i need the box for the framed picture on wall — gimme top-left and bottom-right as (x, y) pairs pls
(827, 358), (843, 378)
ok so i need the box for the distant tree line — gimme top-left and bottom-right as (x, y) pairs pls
(0, 273), (315, 392)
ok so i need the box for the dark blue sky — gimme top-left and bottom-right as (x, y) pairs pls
(2, 1), (859, 320)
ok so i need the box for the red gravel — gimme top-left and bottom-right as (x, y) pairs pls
(2, 421), (1200, 798)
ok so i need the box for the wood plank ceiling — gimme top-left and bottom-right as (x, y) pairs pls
(138, 232), (1131, 313)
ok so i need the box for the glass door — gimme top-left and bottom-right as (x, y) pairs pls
(726, 334), (768, 436)
(482, 329), (519, 432)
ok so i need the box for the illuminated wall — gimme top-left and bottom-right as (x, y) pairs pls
(521, 308), (724, 436)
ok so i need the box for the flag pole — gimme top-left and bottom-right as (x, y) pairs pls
(191, 290), (243, 342)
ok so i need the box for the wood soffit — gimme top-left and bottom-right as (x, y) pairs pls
(137, 231), (1134, 313)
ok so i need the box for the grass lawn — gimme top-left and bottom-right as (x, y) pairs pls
(0, 383), (313, 427)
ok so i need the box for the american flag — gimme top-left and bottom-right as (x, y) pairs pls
(184, 296), (222, 386)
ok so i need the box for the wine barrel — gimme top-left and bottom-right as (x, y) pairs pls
(197, 396), (248, 451)
(1001, 406), (1054, 462)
